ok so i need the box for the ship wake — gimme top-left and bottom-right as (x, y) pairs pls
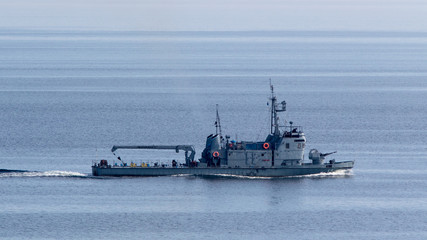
(303, 169), (353, 178)
(0, 170), (88, 178)
(193, 169), (353, 180)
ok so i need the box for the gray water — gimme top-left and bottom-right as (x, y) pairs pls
(1, 30), (427, 239)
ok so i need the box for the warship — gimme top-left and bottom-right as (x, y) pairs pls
(92, 84), (354, 177)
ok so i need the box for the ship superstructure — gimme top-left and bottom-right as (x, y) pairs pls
(200, 84), (306, 168)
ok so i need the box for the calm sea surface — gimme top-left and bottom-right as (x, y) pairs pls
(1, 30), (427, 239)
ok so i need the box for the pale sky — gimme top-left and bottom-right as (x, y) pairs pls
(0, 0), (426, 31)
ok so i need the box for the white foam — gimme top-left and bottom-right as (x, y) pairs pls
(0, 170), (88, 178)
(195, 169), (353, 179)
(303, 169), (353, 178)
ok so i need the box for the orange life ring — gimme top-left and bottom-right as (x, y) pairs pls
(263, 143), (270, 149)
(212, 151), (220, 158)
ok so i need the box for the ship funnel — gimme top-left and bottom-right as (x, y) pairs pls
(210, 134), (221, 150)
(205, 134), (220, 149)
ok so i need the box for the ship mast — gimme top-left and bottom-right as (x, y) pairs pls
(215, 104), (222, 139)
(270, 81), (286, 136)
(270, 82), (277, 135)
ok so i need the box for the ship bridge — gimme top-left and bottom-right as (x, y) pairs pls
(283, 125), (304, 138)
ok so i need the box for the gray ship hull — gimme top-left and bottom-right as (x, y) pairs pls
(92, 161), (354, 177)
